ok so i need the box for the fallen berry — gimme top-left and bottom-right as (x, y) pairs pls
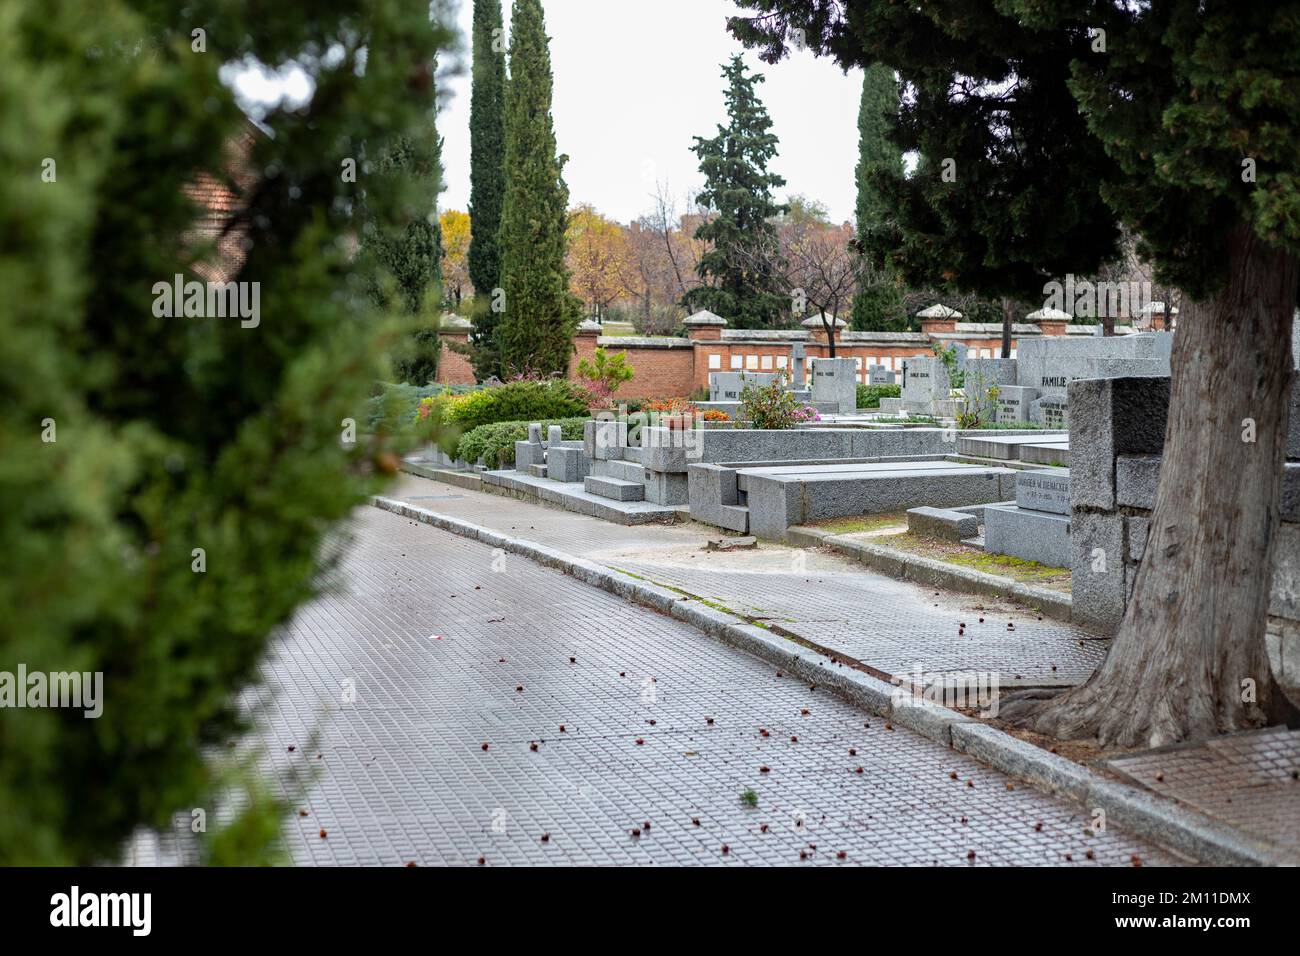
(319, 829), (327, 839)
(481, 743), (489, 751)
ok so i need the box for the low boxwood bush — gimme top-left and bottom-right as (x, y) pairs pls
(444, 378), (590, 431)
(856, 383), (900, 409)
(456, 416), (590, 468)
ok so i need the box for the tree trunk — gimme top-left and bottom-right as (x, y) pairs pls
(1000, 297), (1013, 358)
(1008, 227), (1299, 747)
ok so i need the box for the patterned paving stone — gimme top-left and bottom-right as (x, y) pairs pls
(388, 475), (1107, 685)
(1106, 726), (1300, 856)
(158, 506), (1175, 866)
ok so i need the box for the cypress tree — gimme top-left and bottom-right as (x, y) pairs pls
(851, 63), (907, 331)
(496, 0), (580, 377)
(684, 55), (788, 329)
(467, 0), (507, 380)
(362, 70), (445, 385)
(731, 0), (1300, 746)
(0, 0), (451, 863)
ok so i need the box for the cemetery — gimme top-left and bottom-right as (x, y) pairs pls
(22, 0), (1300, 883)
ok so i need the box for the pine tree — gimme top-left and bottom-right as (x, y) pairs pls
(0, 0), (452, 863)
(684, 56), (788, 329)
(467, 0), (508, 380)
(496, 0), (580, 377)
(731, 1), (1300, 746)
(361, 72), (446, 386)
(851, 63), (907, 331)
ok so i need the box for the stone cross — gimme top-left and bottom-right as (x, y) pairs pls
(790, 342), (806, 387)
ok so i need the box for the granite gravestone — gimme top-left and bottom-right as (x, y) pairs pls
(810, 357), (858, 414)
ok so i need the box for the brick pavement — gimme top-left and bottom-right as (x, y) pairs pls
(389, 474), (1108, 686)
(198, 507), (1178, 866)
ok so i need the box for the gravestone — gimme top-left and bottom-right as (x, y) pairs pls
(810, 357), (858, 414)
(900, 355), (951, 412)
(868, 364), (896, 385)
(983, 468), (1072, 567)
(709, 370), (778, 403)
(1031, 395), (1069, 429)
(994, 385), (1038, 424)
(547, 424), (563, 447)
(790, 343), (807, 387)
(1015, 469), (1070, 515)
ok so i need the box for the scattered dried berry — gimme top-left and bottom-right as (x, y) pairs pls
(885, 723), (894, 731)
(630, 828), (641, 838)
(855, 766), (864, 774)
(406, 861), (417, 868)
(950, 771), (958, 780)
(721, 845), (730, 855)
(1034, 821), (1043, 832)
(559, 724), (566, 732)
(760, 728), (770, 737)
(1086, 850), (1095, 860)
(799, 850), (808, 860)
(1131, 855), (1142, 867)
(705, 717), (715, 725)
(790, 735), (798, 743)
(569, 657), (576, 664)
(635, 738), (645, 745)
(287, 745), (296, 753)
(481, 743), (489, 751)
(692, 817), (701, 827)
(530, 742), (538, 752)
(800, 708), (810, 716)
(477, 857), (485, 865)
(837, 851), (846, 860)
(966, 780), (974, 788)
(319, 829), (328, 839)
(760, 824), (769, 834)
(1065, 853), (1073, 862)
(849, 748), (857, 756)
(1005, 783), (1014, 791)
(967, 850), (976, 861)
(298, 809), (309, 817)
(760, 766), (770, 773)
(540, 834), (550, 843)
(516, 685), (523, 692)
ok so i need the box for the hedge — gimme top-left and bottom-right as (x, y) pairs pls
(443, 378), (591, 431)
(856, 383), (901, 409)
(456, 417), (590, 468)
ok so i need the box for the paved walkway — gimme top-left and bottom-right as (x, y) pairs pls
(233, 507), (1173, 865)
(390, 475), (1107, 687)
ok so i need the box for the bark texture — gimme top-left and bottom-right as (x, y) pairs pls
(1010, 227), (1299, 747)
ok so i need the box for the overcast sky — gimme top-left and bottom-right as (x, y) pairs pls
(228, 0), (865, 226)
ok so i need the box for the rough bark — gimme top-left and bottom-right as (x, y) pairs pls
(1007, 227), (1300, 747)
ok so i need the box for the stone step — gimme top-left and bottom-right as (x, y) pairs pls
(584, 475), (645, 502)
(526, 463), (548, 479)
(602, 459), (645, 482)
(623, 446), (643, 464)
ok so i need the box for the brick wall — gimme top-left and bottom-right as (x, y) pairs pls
(436, 331), (475, 386)
(436, 325), (1051, 398)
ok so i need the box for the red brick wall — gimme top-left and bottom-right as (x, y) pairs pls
(568, 335), (697, 400)
(437, 328), (1046, 396)
(437, 332), (475, 386)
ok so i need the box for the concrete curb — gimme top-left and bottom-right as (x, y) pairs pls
(399, 461), (484, 491)
(371, 495), (1288, 866)
(787, 525), (1075, 624)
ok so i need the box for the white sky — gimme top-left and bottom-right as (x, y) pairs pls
(228, 0), (865, 226)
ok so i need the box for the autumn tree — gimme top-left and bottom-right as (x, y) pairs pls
(496, 0), (580, 376)
(567, 204), (630, 321)
(440, 209), (471, 308)
(467, 0), (507, 379)
(731, 0), (1300, 746)
(685, 56), (788, 329)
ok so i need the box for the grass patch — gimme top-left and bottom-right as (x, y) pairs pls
(815, 513), (908, 535)
(881, 533), (1070, 590)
